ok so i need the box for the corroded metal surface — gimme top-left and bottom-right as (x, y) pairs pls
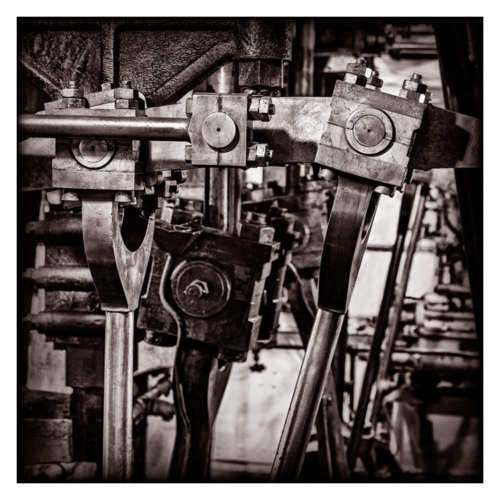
(18, 18), (292, 106)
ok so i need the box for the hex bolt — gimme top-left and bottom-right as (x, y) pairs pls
(184, 280), (209, 300)
(68, 81), (78, 89)
(400, 73), (432, 104)
(121, 80), (132, 89)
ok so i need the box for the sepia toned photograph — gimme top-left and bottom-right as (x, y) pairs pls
(16, 16), (483, 484)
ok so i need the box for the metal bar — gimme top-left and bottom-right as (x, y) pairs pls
(25, 216), (83, 245)
(346, 185), (417, 470)
(352, 347), (479, 359)
(324, 372), (350, 481)
(370, 185), (427, 427)
(315, 394), (334, 481)
(22, 266), (94, 291)
(103, 311), (135, 481)
(270, 308), (345, 481)
(25, 311), (105, 336)
(18, 114), (191, 142)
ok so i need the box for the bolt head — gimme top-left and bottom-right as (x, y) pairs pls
(115, 98), (139, 110)
(399, 88), (432, 104)
(62, 87), (84, 98)
(403, 79), (428, 93)
(346, 60), (373, 78)
(59, 97), (86, 109)
(114, 87), (138, 100)
(101, 83), (113, 91)
(344, 73), (368, 86)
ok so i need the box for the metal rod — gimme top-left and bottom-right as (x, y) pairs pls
(346, 185), (416, 470)
(18, 114), (191, 142)
(103, 311), (135, 481)
(324, 372), (350, 481)
(370, 185), (427, 427)
(25, 216), (83, 245)
(270, 308), (345, 481)
(22, 266), (94, 291)
(25, 311), (105, 335)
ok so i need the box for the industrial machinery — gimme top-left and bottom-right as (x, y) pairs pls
(17, 18), (482, 482)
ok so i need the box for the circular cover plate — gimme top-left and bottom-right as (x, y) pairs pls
(202, 112), (237, 149)
(170, 260), (231, 318)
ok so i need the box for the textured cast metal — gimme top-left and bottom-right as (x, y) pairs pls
(18, 18), (292, 106)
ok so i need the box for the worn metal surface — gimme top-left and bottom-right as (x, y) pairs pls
(25, 214), (83, 244)
(21, 418), (73, 465)
(138, 221), (278, 357)
(81, 192), (154, 311)
(316, 78), (427, 188)
(18, 18), (292, 106)
(103, 311), (134, 481)
(23, 266), (94, 291)
(25, 311), (105, 336)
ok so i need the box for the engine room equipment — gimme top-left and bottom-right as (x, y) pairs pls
(17, 17), (482, 482)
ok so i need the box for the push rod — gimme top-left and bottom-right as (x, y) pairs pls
(346, 185), (416, 470)
(18, 114), (191, 142)
(103, 311), (135, 481)
(270, 308), (345, 481)
(370, 185), (427, 427)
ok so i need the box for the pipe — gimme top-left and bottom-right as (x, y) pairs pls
(18, 114), (191, 142)
(370, 186), (427, 427)
(103, 311), (135, 481)
(270, 308), (345, 481)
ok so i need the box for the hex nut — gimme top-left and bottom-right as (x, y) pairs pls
(101, 83), (113, 91)
(62, 87), (84, 98)
(185, 145), (192, 163)
(114, 88), (139, 100)
(256, 144), (269, 167)
(367, 73), (384, 89)
(185, 98), (193, 117)
(238, 221), (275, 243)
(185, 280), (209, 300)
(115, 99), (139, 109)
(258, 97), (275, 122)
(247, 144), (258, 162)
(346, 61), (373, 78)
(344, 73), (368, 86)
(403, 80), (428, 93)
(248, 98), (261, 120)
(399, 88), (432, 104)
(60, 97), (86, 109)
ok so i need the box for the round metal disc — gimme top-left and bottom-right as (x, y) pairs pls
(202, 112), (237, 149)
(170, 260), (231, 318)
(79, 139), (109, 163)
(353, 115), (385, 147)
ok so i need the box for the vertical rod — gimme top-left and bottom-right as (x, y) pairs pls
(370, 185), (427, 427)
(324, 372), (350, 481)
(346, 232), (407, 470)
(103, 310), (135, 481)
(271, 308), (345, 481)
(346, 186), (416, 470)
